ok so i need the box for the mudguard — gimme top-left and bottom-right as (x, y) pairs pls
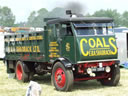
(53, 58), (72, 69)
(115, 60), (120, 65)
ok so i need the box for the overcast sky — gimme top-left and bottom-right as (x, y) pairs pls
(0, 0), (128, 23)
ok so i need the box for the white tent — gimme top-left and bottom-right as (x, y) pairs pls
(0, 32), (5, 59)
(116, 32), (128, 64)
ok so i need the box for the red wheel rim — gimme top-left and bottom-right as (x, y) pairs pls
(16, 64), (23, 80)
(55, 68), (66, 88)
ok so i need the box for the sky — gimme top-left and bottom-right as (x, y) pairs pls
(0, 0), (128, 23)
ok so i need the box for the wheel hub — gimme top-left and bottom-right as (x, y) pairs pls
(57, 75), (62, 81)
(55, 68), (66, 88)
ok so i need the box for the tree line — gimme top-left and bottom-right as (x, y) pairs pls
(1, 6), (128, 27)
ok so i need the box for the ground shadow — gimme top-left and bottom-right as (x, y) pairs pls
(73, 80), (106, 91)
(73, 80), (122, 91)
(30, 74), (122, 91)
(31, 73), (51, 86)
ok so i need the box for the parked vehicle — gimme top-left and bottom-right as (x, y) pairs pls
(108, 27), (128, 33)
(4, 13), (120, 91)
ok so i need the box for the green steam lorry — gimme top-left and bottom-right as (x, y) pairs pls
(4, 16), (120, 91)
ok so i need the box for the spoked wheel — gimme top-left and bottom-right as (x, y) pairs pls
(16, 61), (29, 82)
(52, 62), (74, 91)
(99, 64), (120, 86)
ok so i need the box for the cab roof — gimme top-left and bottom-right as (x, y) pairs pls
(46, 17), (113, 24)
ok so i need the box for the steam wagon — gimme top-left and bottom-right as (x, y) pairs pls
(4, 16), (120, 91)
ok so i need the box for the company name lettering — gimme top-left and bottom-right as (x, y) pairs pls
(6, 46), (40, 53)
(80, 37), (117, 56)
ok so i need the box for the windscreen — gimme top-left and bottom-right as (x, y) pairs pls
(73, 22), (114, 36)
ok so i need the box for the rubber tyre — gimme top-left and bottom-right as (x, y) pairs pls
(99, 64), (120, 86)
(52, 62), (74, 91)
(15, 61), (29, 82)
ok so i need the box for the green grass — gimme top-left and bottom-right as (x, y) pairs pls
(0, 61), (128, 96)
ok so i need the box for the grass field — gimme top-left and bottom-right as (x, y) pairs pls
(0, 61), (128, 96)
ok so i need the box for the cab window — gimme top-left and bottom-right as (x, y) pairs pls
(57, 24), (73, 37)
(73, 22), (114, 36)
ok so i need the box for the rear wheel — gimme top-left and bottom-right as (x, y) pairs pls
(15, 61), (29, 82)
(99, 64), (120, 86)
(52, 62), (74, 91)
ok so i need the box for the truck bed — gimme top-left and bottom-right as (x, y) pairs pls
(4, 31), (46, 62)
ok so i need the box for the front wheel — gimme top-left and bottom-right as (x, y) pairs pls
(99, 64), (120, 86)
(52, 62), (74, 91)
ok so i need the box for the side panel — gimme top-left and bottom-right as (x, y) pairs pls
(60, 36), (76, 63)
(46, 24), (60, 62)
(76, 35), (118, 61)
(46, 24), (76, 64)
(5, 32), (46, 62)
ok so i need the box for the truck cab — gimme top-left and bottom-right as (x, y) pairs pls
(46, 17), (120, 91)
(46, 17), (117, 63)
